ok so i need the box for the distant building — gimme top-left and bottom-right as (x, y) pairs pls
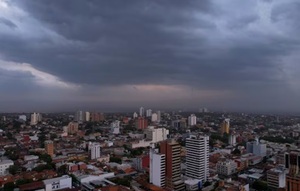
(144, 127), (169, 143)
(228, 134), (237, 146)
(30, 112), (42, 125)
(67, 122), (79, 134)
(246, 138), (266, 157)
(0, 160), (14, 176)
(267, 165), (286, 190)
(216, 158), (237, 176)
(186, 134), (209, 183)
(139, 107), (144, 117)
(146, 109), (152, 117)
(90, 112), (104, 122)
(75, 110), (84, 122)
(43, 175), (72, 191)
(151, 113), (158, 122)
(188, 114), (197, 126)
(220, 118), (230, 135)
(85, 111), (90, 121)
(157, 110), (161, 122)
(135, 117), (148, 130)
(133, 112), (138, 119)
(150, 148), (166, 188)
(89, 142), (101, 160)
(111, 120), (120, 134)
(19, 115), (27, 121)
(45, 140), (54, 157)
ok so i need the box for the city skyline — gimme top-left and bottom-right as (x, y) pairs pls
(1, 0), (300, 113)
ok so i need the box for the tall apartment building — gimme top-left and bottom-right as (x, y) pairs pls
(144, 127), (169, 143)
(220, 118), (230, 135)
(160, 139), (185, 191)
(45, 140), (54, 157)
(228, 133), (237, 146)
(150, 148), (166, 188)
(30, 112), (42, 125)
(285, 150), (300, 191)
(133, 112), (138, 119)
(151, 113), (158, 122)
(157, 110), (161, 122)
(186, 134), (209, 183)
(246, 138), (267, 157)
(67, 122), (79, 134)
(75, 110), (84, 122)
(89, 142), (101, 160)
(85, 111), (90, 121)
(90, 112), (105, 122)
(146, 109), (152, 117)
(139, 107), (144, 117)
(135, 117), (148, 129)
(267, 165), (286, 190)
(188, 114), (197, 126)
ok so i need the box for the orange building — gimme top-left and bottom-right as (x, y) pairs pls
(44, 140), (54, 157)
(90, 112), (105, 122)
(135, 117), (148, 129)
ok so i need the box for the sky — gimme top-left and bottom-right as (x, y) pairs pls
(0, 0), (300, 113)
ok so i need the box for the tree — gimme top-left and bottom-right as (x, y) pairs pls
(232, 149), (241, 155)
(8, 165), (19, 175)
(3, 182), (15, 191)
(109, 157), (122, 164)
(252, 181), (268, 191)
(39, 154), (52, 164)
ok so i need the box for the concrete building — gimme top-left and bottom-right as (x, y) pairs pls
(75, 110), (84, 122)
(150, 148), (166, 188)
(144, 127), (169, 143)
(228, 133), (237, 146)
(90, 112), (104, 122)
(216, 158), (237, 176)
(157, 110), (161, 122)
(85, 111), (90, 121)
(146, 109), (152, 117)
(286, 175), (300, 191)
(43, 175), (72, 191)
(246, 138), (267, 157)
(151, 113), (158, 122)
(133, 112), (138, 119)
(30, 112), (42, 125)
(267, 165), (286, 190)
(89, 142), (101, 160)
(135, 117), (148, 129)
(186, 134), (209, 183)
(0, 159), (14, 176)
(67, 121), (79, 134)
(111, 120), (120, 134)
(19, 115), (27, 121)
(45, 140), (54, 157)
(160, 139), (185, 191)
(188, 114), (197, 126)
(220, 118), (230, 135)
(139, 107), (144, 117)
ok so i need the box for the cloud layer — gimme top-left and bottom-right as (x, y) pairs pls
(0, 0), (300, 113)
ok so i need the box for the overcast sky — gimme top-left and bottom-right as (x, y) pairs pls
(0, 0), (300, 113)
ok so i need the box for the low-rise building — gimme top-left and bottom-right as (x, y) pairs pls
(267, 165), (286, 190)
(216, 158), (237, 176)
(0, 159), (14, 176)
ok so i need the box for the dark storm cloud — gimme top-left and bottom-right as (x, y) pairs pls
(1, 0), (300, 112)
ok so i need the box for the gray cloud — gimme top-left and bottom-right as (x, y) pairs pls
(0, 0), (300, 112)
(0, 17), (17, 28)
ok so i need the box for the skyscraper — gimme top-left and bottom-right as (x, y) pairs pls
(160, 139), (185, 191)
(146, 109), (152, 117)
(135, 117), (148, 129)
(151, 113), (158, 122)
(157, 110), (161, 122)
(220, 118), (230, 135)
(85, 111), (90, 121)
(186, 134), (209, 184)
(75, 110), (84, 122)
(30, 112), (42, 125)
(150, 148), (166, 188)
(285, 150), (300, 191)
(45, 140), (54, 157)
(89, 142), (101, 160)
(133, 112), (138, 119)
(188, 114), (197, 126)
(139, 107), (144, 117)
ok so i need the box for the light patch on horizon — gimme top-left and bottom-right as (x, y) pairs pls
(0, 60), (80, 89)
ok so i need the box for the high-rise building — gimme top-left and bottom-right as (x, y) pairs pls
(220, 119), (230, 135)
(144, 127), (169, 143)
(150, 148), (166, 188)
(146, 109), (152, 117)
(267, 165), (286, 190)
(160, 139), (185, 191)
(157, 110), (161, 122)
(90, 112), (105, 122)
(111, 120), (120, 134)
(45, 140), (54, 157)
(186, 134), (209, 183)
(75, 110), (84, 122)
(188, 114), (197, 126)
(151, 113), (158, 122)
(19, 115), (27, 121)
(30, 112), (42, 125)
(135, 117), (148, 130)
(139, 107), (145, 117)
(85, 112), (90, 122)
(228, 134), (237, 146)
(246, 138), (266, 157)
(89, 142), (101, 160)
(67, 122), (79, 134)
(133, 112), (138, 119)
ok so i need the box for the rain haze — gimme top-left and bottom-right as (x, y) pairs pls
(0, 0), (300, 113)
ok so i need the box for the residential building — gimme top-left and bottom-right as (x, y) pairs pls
(228, 133), (237, 146)
(90, 112), (104, 122)
(150, 148), (166, 188)
(135, 117), (148, 129)
(157, 110), (161, 122)
(85, 111), (90, 121)
(89, 142), (101, 160)
(19, 115), (27, 121)
(246, 138), (267, 157)
(45, 140), (54, 157)
(144, 127), (169, 143)
(160, 139), (185, 191)
(0, 159), (14, 176)
(111, 120), (120, 134)
(216, 158), (237, 176)
(220, 118), (230, 135)
(133, 112), (138, 119)
(139, 107), (144, 117)
(151, 113), (158, 122)
(67, 121), (79, 134)
(267, 165), (286, 190)
(146, 109), (152, 117)
(30, 112), (42, 125)
(286, 175), (300, 191)
(188, 114), (197, 126)
(186, 134), (209, 183)
(75, 110), (84, 122)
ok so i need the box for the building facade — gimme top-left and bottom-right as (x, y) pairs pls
(45, 140), (54, 157)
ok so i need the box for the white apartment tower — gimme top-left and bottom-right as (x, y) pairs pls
(157, 110), (161, 122)
(139, 107), (145, 117)
(30, 112), (42, 125)
(146, 109), (152, 117)
(85, 111), (90, 121)
(188, 114), (197, 126)
(89, 142), (101, 160)
(133, 112), (138, 119)
(150, 148), (166, 188)
(186, 134), (209, 183)
(151, 113), (158, 122)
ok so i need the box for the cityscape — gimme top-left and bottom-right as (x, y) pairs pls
(1, 0), (300, 191)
